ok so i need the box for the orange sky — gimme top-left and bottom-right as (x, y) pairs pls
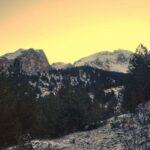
(0, 0), (150, 63)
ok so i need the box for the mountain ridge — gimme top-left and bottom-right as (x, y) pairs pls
(0, 48), (134, 74)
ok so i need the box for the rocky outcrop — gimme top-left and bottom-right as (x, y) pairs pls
(0, 57), (11, 72)
(16, 49), (50, 75)
(0, 49), (50, 75)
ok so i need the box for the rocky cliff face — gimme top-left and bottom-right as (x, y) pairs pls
(74, 50), (133, 73)
(0, 57), (11, 72)
(0, 48), (50, 75)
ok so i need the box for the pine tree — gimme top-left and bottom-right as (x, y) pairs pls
(124, 44), (150, 111)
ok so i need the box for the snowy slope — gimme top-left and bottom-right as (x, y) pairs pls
(74, 50), (133, 73)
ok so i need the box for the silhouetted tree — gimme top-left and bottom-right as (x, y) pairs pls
(124, 44), (150, 111)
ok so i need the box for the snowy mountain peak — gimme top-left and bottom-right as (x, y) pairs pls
(3, 49), (24, 60)
(74, 49), (133, 73)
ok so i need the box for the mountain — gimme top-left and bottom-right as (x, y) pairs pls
(0, 48), (50, 75)
(74, 50), (133, 73)
(0, 48), (133, 74)
(51, 62), (73, 70)
(1, 45), (150, 149)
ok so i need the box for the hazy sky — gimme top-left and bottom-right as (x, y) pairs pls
(0, 0), (150, 63)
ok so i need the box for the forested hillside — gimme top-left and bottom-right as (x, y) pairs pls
(0, 65), (125, 147)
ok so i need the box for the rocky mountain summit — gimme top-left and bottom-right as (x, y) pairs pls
(74, 50), (133, 73)
(0, 48), (50, 75)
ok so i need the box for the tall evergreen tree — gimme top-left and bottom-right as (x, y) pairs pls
(124, 44), (150, 111)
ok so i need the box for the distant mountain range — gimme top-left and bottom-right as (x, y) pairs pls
(0, 47), (134, 74)
(51, 50), (133, 73)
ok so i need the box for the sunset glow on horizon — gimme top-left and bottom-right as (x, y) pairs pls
(0, 0), (150, 63)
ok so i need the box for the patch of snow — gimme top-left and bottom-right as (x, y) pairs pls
(3, 49), (24, 60)
(70, 76), (79, 86)
(88, 92), (95, 102)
